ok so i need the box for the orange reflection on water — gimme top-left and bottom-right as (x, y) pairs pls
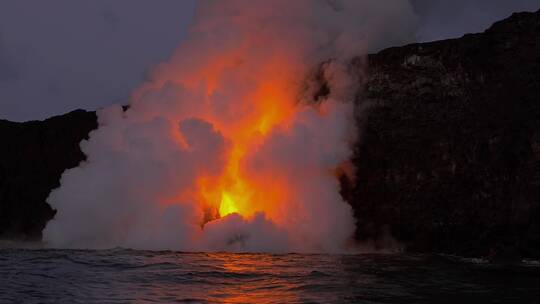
(205, 253), (301, 303)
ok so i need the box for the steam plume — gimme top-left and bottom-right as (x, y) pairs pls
(44, 0), (417, 252)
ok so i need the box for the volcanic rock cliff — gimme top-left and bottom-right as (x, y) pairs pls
(0, 110), (97, 240)
(0, 10), (539, 257)
(349, 10), (540, 258)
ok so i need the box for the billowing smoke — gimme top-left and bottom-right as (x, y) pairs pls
(44, 0), (417, 252)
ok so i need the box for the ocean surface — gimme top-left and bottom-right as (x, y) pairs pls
(1, 249), (539, 303)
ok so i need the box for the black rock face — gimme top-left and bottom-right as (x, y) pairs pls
(0, 110), (97, 240)
(349, 10), (540, 258)
(0, 11), (539, 258)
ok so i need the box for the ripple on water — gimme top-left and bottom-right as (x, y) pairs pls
(1, 249), (540, 303)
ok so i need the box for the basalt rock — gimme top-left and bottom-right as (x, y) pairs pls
(0, 11), (539, 258)
(349, 10), (540, 258)
(0, 110), (97, 240)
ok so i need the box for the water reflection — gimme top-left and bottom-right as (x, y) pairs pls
(1, 249), (539, 303)
(207, 253), (301, 303)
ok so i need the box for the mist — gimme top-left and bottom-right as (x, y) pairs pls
(43, 0), (417, 252)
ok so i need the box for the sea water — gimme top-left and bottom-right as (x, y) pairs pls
(1, 248), (539, 303)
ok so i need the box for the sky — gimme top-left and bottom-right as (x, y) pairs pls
(0, 0), (538, 122)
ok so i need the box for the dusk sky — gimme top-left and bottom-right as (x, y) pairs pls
(0, 0), (538, 121)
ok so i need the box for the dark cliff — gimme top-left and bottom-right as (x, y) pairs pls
(350, 10), (540, 258)
(0, 11), (539, 258)
(0, 110), (97, 240)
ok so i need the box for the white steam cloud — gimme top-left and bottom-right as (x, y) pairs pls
(43, 0), (417, 252)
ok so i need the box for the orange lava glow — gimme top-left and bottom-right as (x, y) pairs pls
(124, 7), (335, 234)
(197, 73), (297, 222)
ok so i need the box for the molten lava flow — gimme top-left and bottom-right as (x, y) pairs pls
(219, 192), (239, 216)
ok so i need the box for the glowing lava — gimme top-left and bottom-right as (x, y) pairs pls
(200, 81), (296, 220)
(219, 192), (239, 216)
